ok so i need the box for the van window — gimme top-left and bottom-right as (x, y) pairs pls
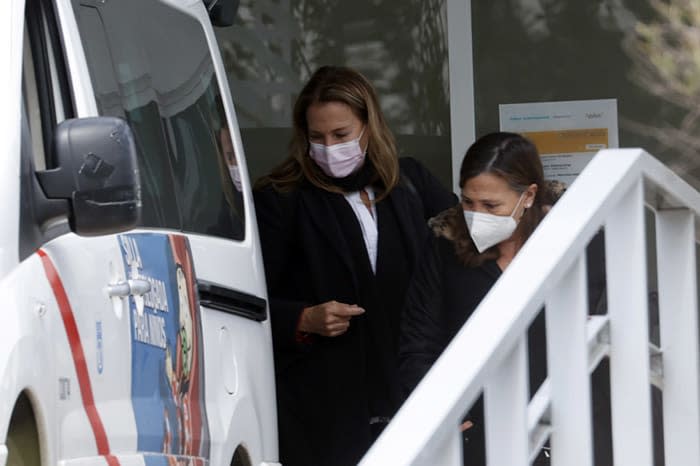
(20, 0), (75, 259)
(71, 0), (245, 240)
(24, 0), (75, 170)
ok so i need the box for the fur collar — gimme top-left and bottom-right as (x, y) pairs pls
(428, 205), (496, 266)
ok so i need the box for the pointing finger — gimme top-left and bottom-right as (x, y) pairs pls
(334, 305), (365, 317)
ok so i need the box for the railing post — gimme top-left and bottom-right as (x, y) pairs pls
(545, 255), (593, 466)
(605, 179), (654, 465)
(656, 208), (700, 465)
(432, 428), (463, 466)
(484, 338), (529, 466)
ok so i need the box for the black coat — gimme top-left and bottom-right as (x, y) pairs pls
(398, 234), (549, 398)
(399, 234), (548, 465)
(254, 157), (456, 466)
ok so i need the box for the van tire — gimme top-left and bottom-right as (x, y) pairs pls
(230, 446), (251, 466)
(6, 395), (41, 466)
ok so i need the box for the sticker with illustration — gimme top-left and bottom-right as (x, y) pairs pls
(119, 233), (210, 464)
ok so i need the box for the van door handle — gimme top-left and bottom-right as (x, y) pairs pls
(107, 279), (151, 297)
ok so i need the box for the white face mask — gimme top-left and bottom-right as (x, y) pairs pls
(308, 128), (366, 178)
(463, 193), (526, 253)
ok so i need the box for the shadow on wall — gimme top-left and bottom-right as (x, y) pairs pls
(472, 0), (700, 190)
(240, 128), (293, 184)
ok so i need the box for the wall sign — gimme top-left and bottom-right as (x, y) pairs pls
(499, 99), (618, 186)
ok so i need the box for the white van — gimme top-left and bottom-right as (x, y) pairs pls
(1, 0), (279, 465)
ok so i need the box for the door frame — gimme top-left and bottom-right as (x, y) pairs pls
(446, 0), (475, 193)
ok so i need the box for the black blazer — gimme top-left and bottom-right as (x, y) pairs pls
(254, 157), (456, 466)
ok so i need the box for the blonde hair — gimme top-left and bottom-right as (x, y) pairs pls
(255, 66), (399, 198)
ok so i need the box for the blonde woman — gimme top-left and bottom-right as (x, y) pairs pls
(254, 65), (455, 466)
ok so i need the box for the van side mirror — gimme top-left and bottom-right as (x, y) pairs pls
(36, 117), (141, 236)
(203, 0), (240, 27)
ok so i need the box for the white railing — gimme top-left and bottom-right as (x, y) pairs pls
(360, 149), (700, 466)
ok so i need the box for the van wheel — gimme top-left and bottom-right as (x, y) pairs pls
(230, 446), (251, 466)
(6, 394), (41, 466)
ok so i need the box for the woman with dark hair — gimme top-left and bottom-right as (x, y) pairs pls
(398, 131), (572, 465)
(254, 65), (455, 466)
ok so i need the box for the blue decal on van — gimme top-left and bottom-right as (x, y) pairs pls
(119, 233), (210, 462)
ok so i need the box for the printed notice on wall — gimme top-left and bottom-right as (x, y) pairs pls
(499, 99), (618, 187)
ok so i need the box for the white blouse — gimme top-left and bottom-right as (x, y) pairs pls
(343, 187), (378, 273)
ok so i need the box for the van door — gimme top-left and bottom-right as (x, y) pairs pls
(24, 1), (214, 460)
(22, 0), (142, 461)
(21, 0), (228, 462)
(64, 0), (277, 464)
(37, 233), (211, 464)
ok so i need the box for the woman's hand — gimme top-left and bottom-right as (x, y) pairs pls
(299, 300), (365, 337)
